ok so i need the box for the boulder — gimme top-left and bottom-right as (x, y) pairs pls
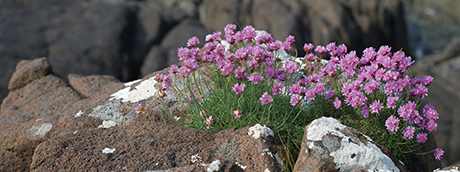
(45, 4), (138, 81)
(199, 0), (411, 57)
(294, 117), (406, 172)
(434, 164), (460, 172)
(0, 7), (62, 105)
(0, 58), (212, 170)
(141, 19), (208, 76)
(412, 38), (460, 166)
(31, 122), (281, 171)
(8, 57), (52, 91)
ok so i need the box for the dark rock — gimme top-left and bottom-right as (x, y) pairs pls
(31, 122), (281, 171)
(412, 37), (460, 166)
(0, 7), (63, 105)
(405, 133), (442, 172)
(199, 0), (244, 32)
(45, 4), (138, 81)
(8, 57), (52, 91)
(294, 117), (406, 172)
(141, 19), (208, 76)
(199, 0), (411, 57)
(299, 0), (411, 56)
(128, 5), (162, 80)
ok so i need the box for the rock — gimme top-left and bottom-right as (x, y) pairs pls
(434, 164), (460, 172)
(199, 0), (410, 57)
(8, 57), (52, 91)
(68, 74), (123, 98)
(0, 148), (29, 172)
(31, 122), (281, 171)
(0, 7), (62, 104)
(128, 5), (162, 80)
(405, 133), (442, 172)
(45, 4), (138, 81)
(141, 19), (208, 76)
(412, 37), (460, 166)
(294, 117), (406, 172)
(0, 57), (123, 170)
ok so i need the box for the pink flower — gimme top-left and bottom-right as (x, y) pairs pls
(315, 45), (327, 55)
(135, 103), (143, 116)
(289, 84), (302, 95)
(326, 42), (337, 54)
(339, 51), (360, 77)
(242, 25), (256, 41)
(205, 116), (214, 129)
(325, 90), (335, 100)
(256, 33), (273, 44)
(334, 97), (342, 109)
(416, 132), (428, 143)
(272, 82), (284, 95)
(421, 75), (433, 86)
(345, 90), (367, 109)
(361, 47), (376, 64)
(284, 61), (298, 74)
(335, 44), (347, 56)
(398, 101), (418, 122)
(187, 36), (200, 47)
(303, 43), (314, 53)
(233, 110), (242, 120)
(434, 148), (444, 160)
(212, 31), (222, 43)
(426, 120), (437, 132)
(264, 67), (275, 79)
(290, 94), (301, 106)
(423, 104), (439, 121)
(362, 104), (370, 118)
(234, 66), (248, 80)
(377, 45), (391, 56)
(169, 65), (179, 74)
(260, 92), (273, 105)
(267, 40), (281, 52)
(370, 100), (383, 114)
(402, 126), (415, 139)
(385, 115), (400, 132)
(232, 83), (246, 95)
(306, 53), (318, 61)
(386, 96), (399, 109)
(248, 72), (263, 84)
(224, 24), (237, 37)
(309, 74), (322, 83)
(364, 81), (380, 94)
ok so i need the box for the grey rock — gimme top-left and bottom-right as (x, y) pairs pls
(141, 19), (208, 76)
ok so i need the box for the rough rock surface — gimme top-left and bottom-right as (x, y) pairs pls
(31, 122), (281, 171)
(0, 58), (214, 171)
(8, 57), (52, 91)
(294, 117), (406, 172)
(413, 38), (460, 166)
(434, 164), (460, 172)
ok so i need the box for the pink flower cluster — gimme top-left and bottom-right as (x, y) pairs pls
(174, 23), (443, 160)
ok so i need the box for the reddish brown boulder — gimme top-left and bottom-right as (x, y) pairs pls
(7, 57), (52, 91)
(31, 122), (281, 171)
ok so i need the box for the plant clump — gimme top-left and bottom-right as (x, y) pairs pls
(140, 23), (443, 170)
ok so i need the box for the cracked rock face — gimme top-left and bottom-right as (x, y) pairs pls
(294, 117), (407, 172)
